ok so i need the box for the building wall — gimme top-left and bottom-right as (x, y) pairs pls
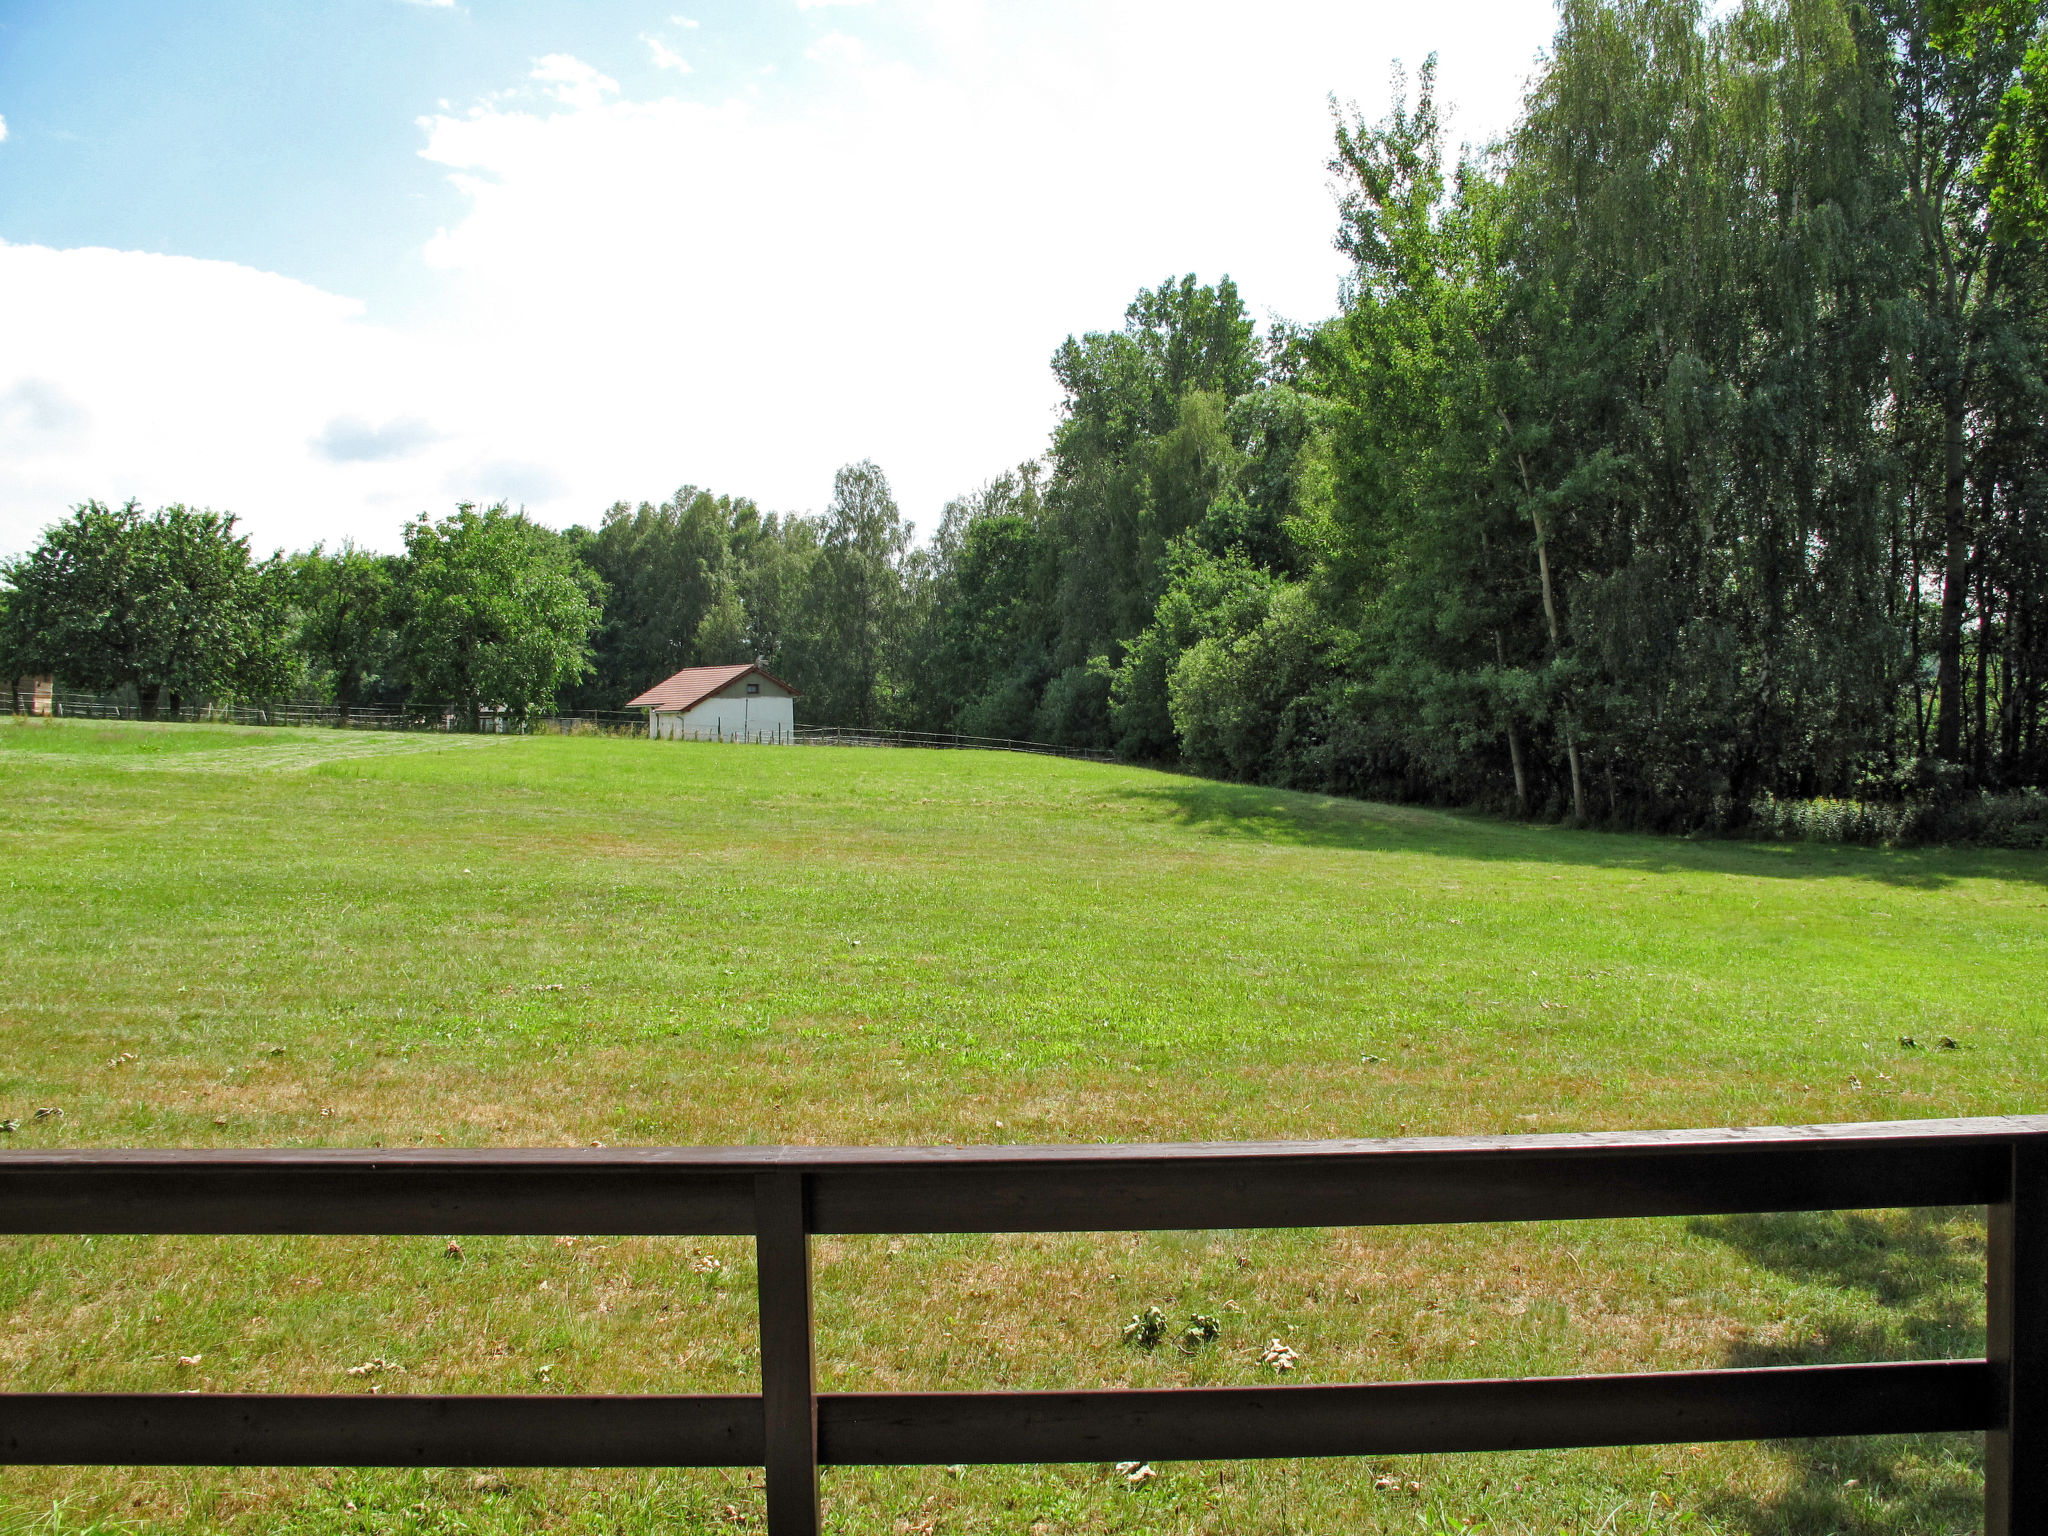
(652, 691), (796, 742)
(9, 676), (53, 715)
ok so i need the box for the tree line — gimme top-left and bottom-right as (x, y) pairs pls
(5, 0), (2047, 831)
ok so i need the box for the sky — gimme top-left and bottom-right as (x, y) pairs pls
(0, 0), (1563, 559)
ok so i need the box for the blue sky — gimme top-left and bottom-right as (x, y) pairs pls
(0, 1), (1562, 556)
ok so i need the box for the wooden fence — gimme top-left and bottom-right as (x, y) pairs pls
(2, 1116), (2042, 1534)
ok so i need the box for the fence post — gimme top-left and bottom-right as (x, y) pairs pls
(755, 1170), (819, 1536)
(1987, 1136), (2047, 1535)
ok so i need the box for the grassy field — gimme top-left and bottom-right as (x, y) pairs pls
(0, 715), (2043, 1535)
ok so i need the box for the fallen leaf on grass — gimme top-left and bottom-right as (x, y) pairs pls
(176, 1355), (203, 1367)
(344, 1358), (403, 1378)
(1114, 1461), (1157, 1486)
(1257, 1339), (1299, 1372)
(33, 1107), (61, 1120)
(0, 1121), (16, 1133)
(1121, 1306), (1167, 1351)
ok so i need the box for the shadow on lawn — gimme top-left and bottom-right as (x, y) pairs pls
(1111, 778), (2048, 890)
(1690, 1207), (1987, 1534)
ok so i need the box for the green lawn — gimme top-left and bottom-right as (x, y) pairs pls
(1, 715), (2042, 1534)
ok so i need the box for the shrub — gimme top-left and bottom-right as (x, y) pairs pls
(1746, 789), (2048, 849)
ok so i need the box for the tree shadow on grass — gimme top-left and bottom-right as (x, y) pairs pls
(1689, 1208), (1987, 1533)
(1109, 777), (2048, 891)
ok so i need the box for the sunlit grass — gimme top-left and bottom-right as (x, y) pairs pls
(0, 714), (2041, 1532)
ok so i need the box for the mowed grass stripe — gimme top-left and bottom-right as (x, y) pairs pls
(0, 716), (2040, 1533)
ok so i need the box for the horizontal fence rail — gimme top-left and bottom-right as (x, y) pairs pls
(5, 692), (1110, 756)
(789, 725), (1115, 761)
(2, 1116), (2042, 1535)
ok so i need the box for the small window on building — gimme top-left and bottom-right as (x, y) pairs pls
(746, 683), (760, 694)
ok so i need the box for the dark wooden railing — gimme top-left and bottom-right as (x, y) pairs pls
(2, 1116), (2042, 1534)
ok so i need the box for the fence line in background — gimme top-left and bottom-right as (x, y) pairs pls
(2, 691), (1116, 759)
(790, 725), (1114, 761)
(1, 1116), (2042, 1535)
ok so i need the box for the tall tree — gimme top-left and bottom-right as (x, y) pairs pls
(1, 500), (295, 715)
(1881, 0), (2038, 763)
(293, 543), (398, 724)
(396, 503), (601, 729)
(796, 462), (911, 728)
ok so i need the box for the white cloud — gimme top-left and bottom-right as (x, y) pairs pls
(795, 0), (873, 9)
(0, 241), (458, 555)
(803, 31), (869, 66)
(312, 414), (442, 463)
(0, 115), (9, 144)
(0, 2), (1558, 559)
(0, 379), (87, 443)
(642, 35), (693, 74)
(400, 0), (457, 8)
(670, 15), (701, 27)
(528, 54), (619, 110)
(461, 459), (566, 504)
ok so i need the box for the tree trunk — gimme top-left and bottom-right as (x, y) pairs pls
(1494, 632), (1528, 816)
(1934, 395), (1970, 763)
(1515, 450), (1586, 822)
(138, 681), (158, 721)
(1526, 494), (1584, 822)
(1976, 560), (1992, 780)
(1909, 483), (1928, 758)
(1563, 724), (1585, 823)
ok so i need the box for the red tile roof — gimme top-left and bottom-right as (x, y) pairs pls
(624, 663), (801, 711)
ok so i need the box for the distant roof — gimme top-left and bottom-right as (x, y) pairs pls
(624, 663), (802, 711)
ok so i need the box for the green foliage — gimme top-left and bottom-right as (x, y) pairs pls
(566, 487), (812, 709)
(791, 461), (913, 730)
(395, 503), (601, 728)
(1169, 583), (1331, 784)
(895, 467), (1057, 734)
(0, 499), (295, 713)
(1749, 787), (2048, 846)
(1932, 0), (2048, 238)
(291, 543), (399, 718)
(1043, 278), (1265, 676)
(1013, 0), (2048, 825)
(1112, 544), (1282, 761)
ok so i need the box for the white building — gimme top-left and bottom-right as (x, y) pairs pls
(625, 663), (801, 743)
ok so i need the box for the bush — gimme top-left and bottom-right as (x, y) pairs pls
(956, 670), (1043, 741)
(1031, 660), (1114, 748)
(1746, 790), (2048, 849)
